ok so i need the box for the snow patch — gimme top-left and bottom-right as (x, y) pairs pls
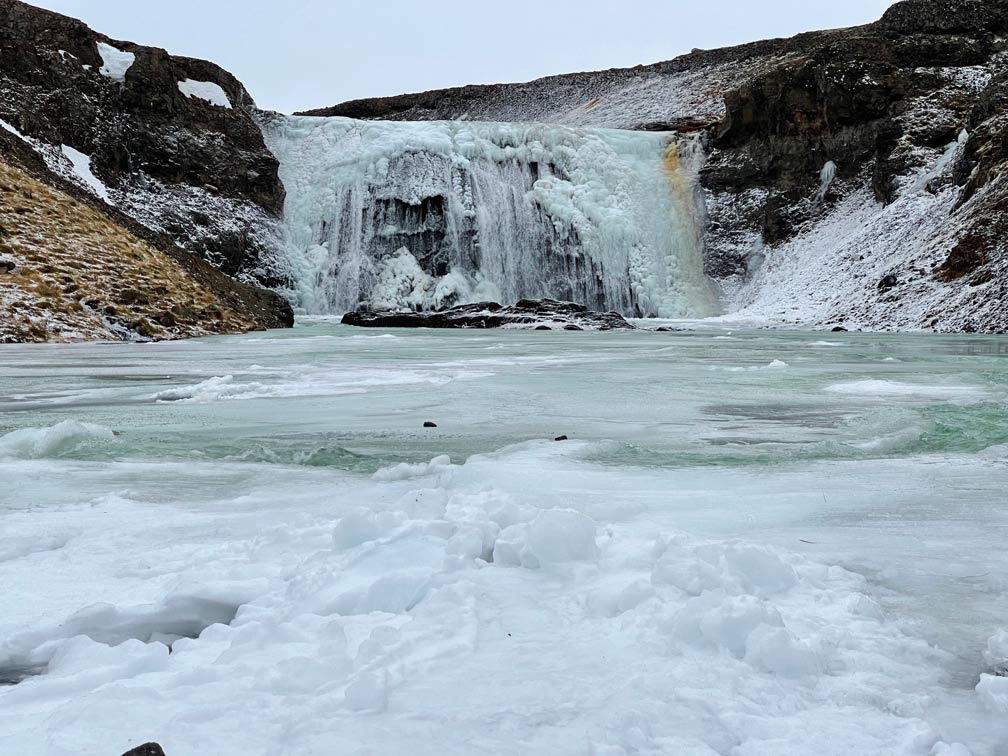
(96, 42), (134, 83)
(0, 119), (25, 140)
(177, 79), (233, 109)
(60, 145), (110, 202)
(824, 380), (984, 401)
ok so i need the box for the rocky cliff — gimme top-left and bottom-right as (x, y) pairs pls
(0, 0), (294, 340)
(304, 0), (1008, 333)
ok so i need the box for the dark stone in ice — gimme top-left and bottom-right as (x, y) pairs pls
(0, 663), (46, 686)
(878, 274), (899, 293)
(341, 299), (635, 331)
(423, 421), (438, 428)
(121, 744), (167, 756)
(554, 435), (569, 441)
(831, 326), (849, 332)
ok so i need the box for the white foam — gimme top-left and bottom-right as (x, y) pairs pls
(0, 420), (114, 459)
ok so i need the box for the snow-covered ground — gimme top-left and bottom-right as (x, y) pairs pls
(1, 324), (1006, 756)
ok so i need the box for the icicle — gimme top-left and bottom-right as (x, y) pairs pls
(817, 161), (838, 204)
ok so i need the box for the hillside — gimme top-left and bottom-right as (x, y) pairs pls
(0, 0), (294, 341)
(303, 0), (1008, 332)
(0, 149), (291, 342)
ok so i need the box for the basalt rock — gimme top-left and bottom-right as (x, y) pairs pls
(342, 299), (636, 331)
(0, 0), (287, 285)
(121, 744), (167, 756)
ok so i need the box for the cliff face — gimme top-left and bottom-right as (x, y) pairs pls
(0, 0), (289, 287)
(303, 0), (1008, 332)
(0, 0), (294, 341)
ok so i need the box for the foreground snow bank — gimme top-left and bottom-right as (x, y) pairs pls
(0, 437), (979, 756)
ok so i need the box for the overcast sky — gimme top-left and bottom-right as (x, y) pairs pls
(30, 1), (897, 114)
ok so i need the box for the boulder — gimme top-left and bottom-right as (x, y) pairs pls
(342, 299), (636, 331)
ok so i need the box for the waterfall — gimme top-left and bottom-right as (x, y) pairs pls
(260, 114), (719, 319)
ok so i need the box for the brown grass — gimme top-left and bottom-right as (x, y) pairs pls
(0, 158), (260, 343)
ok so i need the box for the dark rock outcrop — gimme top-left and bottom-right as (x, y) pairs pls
(0, 0), (287, 285)
(342, 299), (635, 330)
(121, 744), (167, 756)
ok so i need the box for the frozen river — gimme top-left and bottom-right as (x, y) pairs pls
(1, 321), (1006, 756)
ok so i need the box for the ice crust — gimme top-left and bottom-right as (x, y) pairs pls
(261, 115), (719, 318)
(0, 420), (114, 459)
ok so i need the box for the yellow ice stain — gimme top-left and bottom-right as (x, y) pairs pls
(662, 141), (690, 202)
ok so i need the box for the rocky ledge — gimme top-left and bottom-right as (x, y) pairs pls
(342, 300), (635, 331)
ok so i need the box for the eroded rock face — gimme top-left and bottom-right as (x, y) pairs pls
(0, 0), (287, 285)
(342, 300), (636, 330)
(878, 0), (1008, 33)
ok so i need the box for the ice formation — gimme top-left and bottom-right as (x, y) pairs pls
(261, 115), (719, 318)
(817, 160), (837, 204)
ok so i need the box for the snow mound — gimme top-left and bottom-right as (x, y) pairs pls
(977, 674), (1008, 713)
(493, 508), (599, 567)
(372, 455), (453, 483)
(177, 79), (233, 109)
(96, 42), (134, 83)
(60, 145), (110, 202)
(0, 420), (115, 459)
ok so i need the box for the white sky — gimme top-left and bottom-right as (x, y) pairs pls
(30, 1), (898, 114)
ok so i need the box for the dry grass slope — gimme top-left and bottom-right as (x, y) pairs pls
(0, 158), (266, 343)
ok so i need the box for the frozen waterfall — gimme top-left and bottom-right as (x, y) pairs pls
(260, 114), (719, 318)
